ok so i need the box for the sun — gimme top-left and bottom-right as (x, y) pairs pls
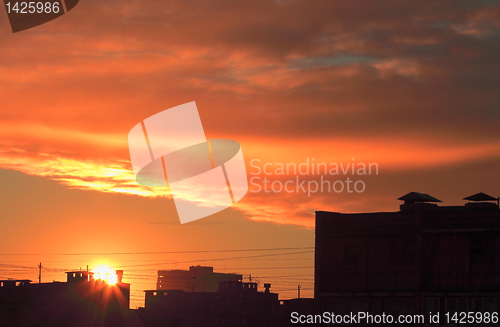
(92, 265), (118, 285)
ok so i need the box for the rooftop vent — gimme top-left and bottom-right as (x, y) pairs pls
(398, 192), (442, 203)
(463, 192), (497, 202)
(398, 192), (441, 212)
(463, 192), (499, 210)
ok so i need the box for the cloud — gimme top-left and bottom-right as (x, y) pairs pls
(0, 0), (499, 227)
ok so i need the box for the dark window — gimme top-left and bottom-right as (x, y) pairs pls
(343, 244), (358, 267)
(471, 236), (495, 264)
(8, 308), (19, 322)
(42, 309), (52, 322)
(390, 239), (414, 266)
(448, 297), (468, 313)
(422, 297), (440, 314)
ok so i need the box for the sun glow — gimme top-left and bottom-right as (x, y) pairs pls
(92, 266), (118, 285)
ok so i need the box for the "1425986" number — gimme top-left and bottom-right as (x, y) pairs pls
(5, 2), (60, 14)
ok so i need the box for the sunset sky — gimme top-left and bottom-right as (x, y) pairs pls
(0, 0), (499, 308)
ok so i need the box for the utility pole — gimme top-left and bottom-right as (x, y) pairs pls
(38, 262), (43, 284)
(298, 285), (301, 299)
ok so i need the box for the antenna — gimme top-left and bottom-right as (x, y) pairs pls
(298, 285), (301, 299)
(38, 262), (43, 283)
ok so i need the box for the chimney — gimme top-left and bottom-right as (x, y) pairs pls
(116, 270), (124, 283)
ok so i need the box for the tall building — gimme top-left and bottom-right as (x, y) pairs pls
(156, 266), (242, 292)
(315, 192), (500, 322)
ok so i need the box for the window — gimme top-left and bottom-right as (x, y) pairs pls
(8, 308), (19, 322)
(448, 297), (468, 313)
(390, 238), (414, 266)
(343, 244), (358, 267)
(471, 236), (495, 264)
(422, 297), (440, 314)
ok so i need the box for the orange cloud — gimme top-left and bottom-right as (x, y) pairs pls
(0, 0), (499, 228)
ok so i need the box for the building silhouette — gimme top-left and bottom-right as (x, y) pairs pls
(138, 280), (279, 327)
(0, 267), (279, 327)
(156, 266), (242, 293)
(315, 192), (500, 324)
(0, 270), (138, 327)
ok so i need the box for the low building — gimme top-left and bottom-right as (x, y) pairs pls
(0, 270), (136, 327)
(138, 281), (279, 327)
(156, 265), (242, 292)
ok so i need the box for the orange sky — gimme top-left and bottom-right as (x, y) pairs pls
(0, 0), (499, 308)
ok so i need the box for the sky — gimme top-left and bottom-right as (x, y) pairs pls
(0, 0), (499, 308)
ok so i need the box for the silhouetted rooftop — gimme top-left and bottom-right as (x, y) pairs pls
(398, 192), (442, 203)
(463, 192), (498, 202)
(0, 279), (31, 283)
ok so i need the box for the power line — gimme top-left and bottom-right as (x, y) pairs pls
(0, 246), (314, 256)
(0, 265), (314, 275)
(207, 266), (314, 270)
(115, 251), (314, 268)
